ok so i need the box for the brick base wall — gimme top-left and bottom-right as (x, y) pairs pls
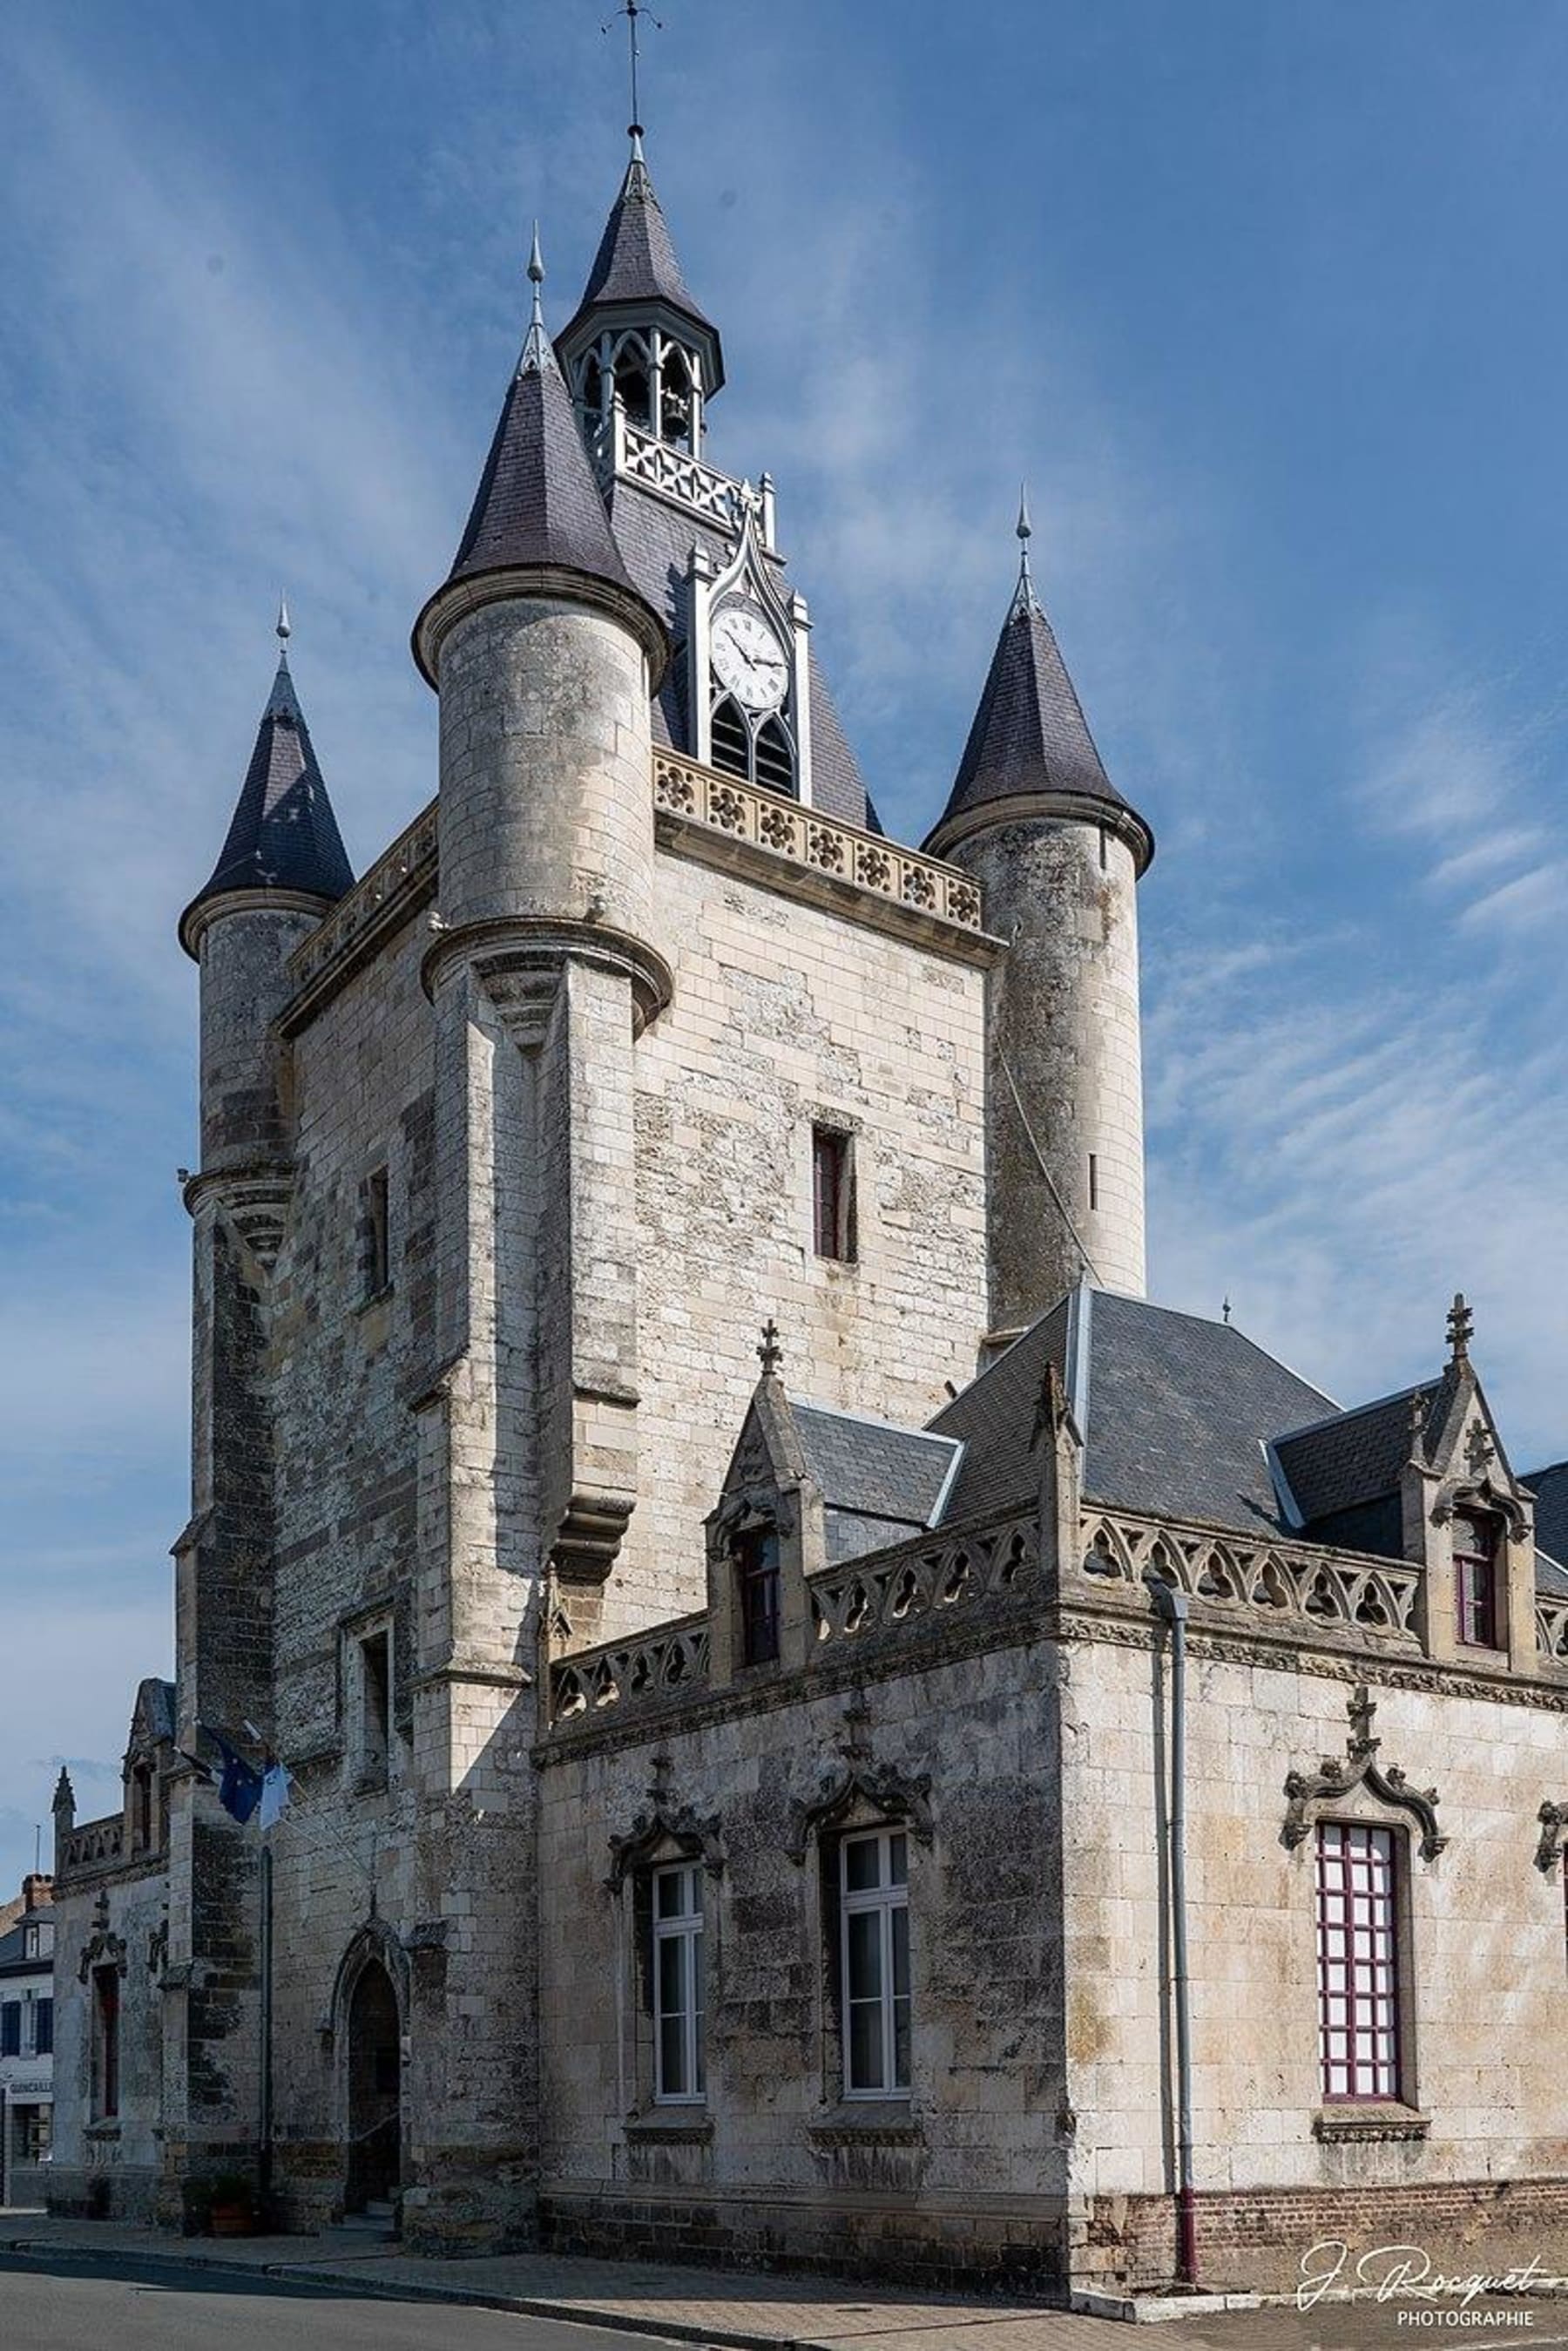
(1080, 2178), (1568, 2295)
(543, 2185), (1067, 2292)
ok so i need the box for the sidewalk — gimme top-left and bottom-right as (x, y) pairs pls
(3, 2212), (1564, 2351)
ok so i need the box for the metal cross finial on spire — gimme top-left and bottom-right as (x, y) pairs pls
(605, 0), (664, 149)
(520, 222), (550, 373)
(757, 1318), (782, 1377)
(1447, 1290), (1474, 1365)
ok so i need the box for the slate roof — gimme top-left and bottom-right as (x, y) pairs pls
(791, 1404), (961, 1568)
(928, 578), (1151, 863)
(930, 1288), (1335, 1536)
(1527, 1460), (1568, 1565)
(1273, 1372), (1459, 1531)
(604, 472), (868, 826)
(560, 147), (724, 388)
(180, 652), (354, 948)
(442, 322), (646, 609)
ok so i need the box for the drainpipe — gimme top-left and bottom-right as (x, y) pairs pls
(259, 1841), (274, 2212)
(1146, 1575), (1197, 2289)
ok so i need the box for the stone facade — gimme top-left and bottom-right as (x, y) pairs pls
(44, 122), (1568, 2304)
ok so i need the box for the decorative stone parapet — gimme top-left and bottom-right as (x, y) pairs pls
(280, 800), (440, 1026)
(1078, 1507), (1423, 1646)
(809, 1516), (1037, 1650)
(1538, 1595), (1568, 1667)
(550, 1613), (711, 1721)
(56, 1814), (125, 1880)
(652, 753), (990, 952)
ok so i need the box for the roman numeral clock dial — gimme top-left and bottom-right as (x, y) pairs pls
(711, 606), (788, 712)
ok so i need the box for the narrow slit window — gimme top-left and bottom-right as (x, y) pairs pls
(365, 1167), (390, 1298)
(1098, 824), (1109, 871)
(813, 1128), (855, 1263)
(359, 1629), (391, 1790)
(1316, 1822), (1400, 2102)
(1088, 1153), (1100, 1211)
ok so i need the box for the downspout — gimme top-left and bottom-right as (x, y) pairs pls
(1146, 1575), (1197, 2288)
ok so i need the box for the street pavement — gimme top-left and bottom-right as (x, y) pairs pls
(3, 2216), (1568, 2351)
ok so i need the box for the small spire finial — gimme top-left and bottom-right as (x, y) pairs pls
(275, 596), (291, 661)
(606, 1), (662, 150)
(521, 223), (550, 373)
(758, 1318), (782, 1378)
(1010, 483), (1040, 617)
(1447, 1291), (1474, 1365)
(1221, 1295), (1232, 1326)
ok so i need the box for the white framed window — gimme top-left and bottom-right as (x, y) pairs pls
(840, 1828), (910, 2097)
(652, 1863), (706, 2104)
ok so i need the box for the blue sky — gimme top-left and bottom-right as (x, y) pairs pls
(3, 0), (1567, 1894)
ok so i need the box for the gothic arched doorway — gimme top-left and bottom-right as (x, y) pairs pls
(345, 1956), (402, 2211)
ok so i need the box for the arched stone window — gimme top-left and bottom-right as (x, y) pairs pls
(611, 333), (652, 430)
(660, 344), (695, 451)
(710, 696), (748, 779)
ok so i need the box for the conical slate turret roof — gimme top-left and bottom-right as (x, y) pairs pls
(416, 239), (664, 686)
(558, 143), (725, 391)
(179, 620), (354, 954)
(928, 512), (1152, 869)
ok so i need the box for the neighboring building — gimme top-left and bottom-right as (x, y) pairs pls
(48, 1683), (174, 2220)
(46, 112), (1568, 2294)
(0, 1873), (55, 2206)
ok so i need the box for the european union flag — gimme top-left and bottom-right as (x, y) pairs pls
(202, 1728), (263, 1826)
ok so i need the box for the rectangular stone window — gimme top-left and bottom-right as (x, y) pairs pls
(1454, 1514), (1499, 1648)
(0, 2002), (17, 2058)
(735, 1526), (781, 1667)
(652, 1862), (706, 2104)
(1316, 1822), (1400, 2101)
(812, 1127), (855, 1263)
(364, 1166), (391, 1299)
(91, 1966), (120, 2120)
(841, 1827), (910, 2098)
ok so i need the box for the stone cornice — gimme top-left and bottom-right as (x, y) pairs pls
(413, 562), (670, 692)
(924, 788), (1154, 877)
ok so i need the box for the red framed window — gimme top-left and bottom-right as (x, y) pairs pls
(1454, 1513), (1498, 1648)
(736, 1527), (781, 1666)
(1316, 1822), (1401, 2101)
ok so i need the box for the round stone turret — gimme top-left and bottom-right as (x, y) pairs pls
(927, 511), (1152, 1334)
(412, 240), (667, 948)
(179, 612), (354, 1173)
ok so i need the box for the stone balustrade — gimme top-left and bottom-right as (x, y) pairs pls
(57, 1814), (125, 1879)
(652, 753), (985, 936)
(550, 1614), (711, 1721)
(1078, 1507), (1423, 1644)
(287, 801), (440, 995)
(809, 1517), (1037, 1649)
(1538, 1595), (1568, 1668)
(595, 411), (774, 545)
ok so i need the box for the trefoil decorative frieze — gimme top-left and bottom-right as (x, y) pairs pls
(1079, 1507), (1422, 1646)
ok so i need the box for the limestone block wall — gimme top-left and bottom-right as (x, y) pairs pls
(1058, 1638), (1568, 2287)
(951, 820), (1144, 1326)
(48, 1867), (168, 2221)
(618, 850), (990, 1633)
(197, 906), (323, 1170)
(436, 600), (654, 939)
(535, 1636), (1068, 2287)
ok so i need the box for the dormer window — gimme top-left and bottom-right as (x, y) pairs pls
(1454, 1512), (1500, 1648)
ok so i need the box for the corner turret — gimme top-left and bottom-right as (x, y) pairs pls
(927, 501), (1152, 1333)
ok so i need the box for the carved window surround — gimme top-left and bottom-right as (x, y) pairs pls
(607, 1802), (724, 1892)
(787, 1699), (933, 1864)
(1283, 1684), (1447, 1862)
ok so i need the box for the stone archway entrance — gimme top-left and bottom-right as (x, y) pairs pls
(345, 1956), (402, 2211)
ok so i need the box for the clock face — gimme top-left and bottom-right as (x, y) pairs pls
(711, 605), (788, 712)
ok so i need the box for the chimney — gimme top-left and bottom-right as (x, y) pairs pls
(22, 1873), (53, 1914)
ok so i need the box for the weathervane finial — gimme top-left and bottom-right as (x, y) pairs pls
(607, 0), (663, 151)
